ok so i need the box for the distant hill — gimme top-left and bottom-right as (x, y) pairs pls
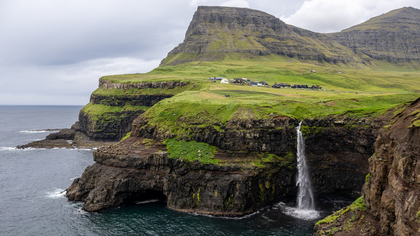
(329, 7), (420, 62)
(160, 6), (420, 66)
(161, 6), (362, 66)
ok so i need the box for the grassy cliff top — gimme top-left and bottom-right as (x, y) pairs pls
(98, 56), (420, 122)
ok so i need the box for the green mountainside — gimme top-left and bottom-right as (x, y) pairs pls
(161, 6), (363, 66)
(329, 7), (420, 63)
(161, 6), (420, 66)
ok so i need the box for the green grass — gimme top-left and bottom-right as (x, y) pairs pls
(84, 57), (419, 130)
(120, 132), (131, 141)
(164, 138), (220, 164)
(316, 195), (366, 226)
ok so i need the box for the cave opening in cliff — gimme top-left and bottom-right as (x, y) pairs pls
(123, 190), (167, 205)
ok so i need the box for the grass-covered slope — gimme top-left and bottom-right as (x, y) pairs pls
(330, 7), (420, 62)
(102, 57), (419, 130)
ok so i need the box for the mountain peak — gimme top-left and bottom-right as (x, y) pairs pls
(160, 6), (420, 66)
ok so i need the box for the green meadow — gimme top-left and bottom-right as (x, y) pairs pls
(96, 55), (419, 125)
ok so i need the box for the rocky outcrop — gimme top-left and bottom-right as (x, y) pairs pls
(66, 137), (296, 216)
(16, 127), (116, 149)
(313, 97), (420, 235)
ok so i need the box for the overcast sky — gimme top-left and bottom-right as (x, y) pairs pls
(1, 0), (419, 105)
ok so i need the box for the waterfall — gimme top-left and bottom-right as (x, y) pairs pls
(280, 121), (319, 220)
(296, 121), (315, 210)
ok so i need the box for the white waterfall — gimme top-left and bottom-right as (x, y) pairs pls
(296, 121), (315, 210)
(280, 121), (319, 220)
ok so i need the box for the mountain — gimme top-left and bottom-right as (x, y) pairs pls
(161, 6), (420, 66)
(329, 7), (420, 62)
(161, 6), (361, 66)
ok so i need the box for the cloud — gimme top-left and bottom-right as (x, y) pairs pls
(281, 0), (420, 33)
(221, 0), (249, 8)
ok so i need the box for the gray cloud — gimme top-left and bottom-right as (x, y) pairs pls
(0, 0), (419, 105)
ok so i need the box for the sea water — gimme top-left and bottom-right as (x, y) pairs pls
(0, 106), (352, 235)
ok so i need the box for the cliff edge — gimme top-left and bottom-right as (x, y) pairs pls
(314, 97), (420, 235)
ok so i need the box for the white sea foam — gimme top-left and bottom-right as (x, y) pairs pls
(0, 147), (17, 151)
(73, 207), (88, 215)
(46, 189), (66, 199)
(19, 130), (49, 134)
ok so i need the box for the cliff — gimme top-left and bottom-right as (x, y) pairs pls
(66, 111), (385, 215)
(313, 97), (420, 235)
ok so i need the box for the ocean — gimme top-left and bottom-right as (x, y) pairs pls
(0, 106), (352, 236)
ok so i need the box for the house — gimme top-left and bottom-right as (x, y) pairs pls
(233, 78), (243, 84)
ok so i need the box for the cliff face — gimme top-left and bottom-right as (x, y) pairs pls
(66, 114), (383, 215)
(77, 80), (189, 141)
(161, 6), (361, 66)
(134, 113), (385, 197)
(362, 97), (420, 235)
(314, 97), (420, 236)
(66, 137), (297, 216)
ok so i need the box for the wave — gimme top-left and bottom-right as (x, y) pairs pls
(0, 147), (47, 151)
(46, 188), (66, 199)
(19, 130), (49, 134)
(20, 129), (62, 134)
(0, 147), (17, 151)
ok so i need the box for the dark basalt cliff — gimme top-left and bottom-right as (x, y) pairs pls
(77, 80), (188, 141)
(66, 138), (296, 216)
(313, 97), (420, 236)
(66, 114), (384, 215)
(133, 114), (383, 197)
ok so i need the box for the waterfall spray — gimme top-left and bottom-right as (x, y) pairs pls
(296, 121), (315, 210)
